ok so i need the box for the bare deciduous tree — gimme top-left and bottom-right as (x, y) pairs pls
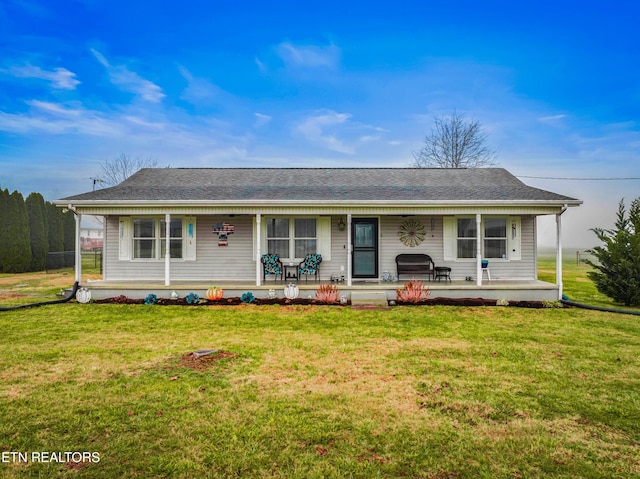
(412, 111), (498, 168)
(97, 153), (159, 187)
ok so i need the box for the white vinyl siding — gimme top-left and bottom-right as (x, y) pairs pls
(103, 214), (534, 282)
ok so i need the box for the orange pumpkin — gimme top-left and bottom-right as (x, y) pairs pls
(206, 287), (224, 301)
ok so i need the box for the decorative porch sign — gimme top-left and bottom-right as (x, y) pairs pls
(212, 223), (235, 246)
(398, 219), (425, 247)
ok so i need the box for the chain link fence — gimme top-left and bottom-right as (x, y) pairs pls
(46, 250), (102, 274)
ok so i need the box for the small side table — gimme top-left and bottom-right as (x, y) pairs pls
(284, 264), (299, 281)
(435, 266), (452, 282)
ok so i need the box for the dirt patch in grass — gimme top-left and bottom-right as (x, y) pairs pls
(0, 272), (77, 289)
(177, 351), (238, 372)
(0, 293), (24, 300)
(251, 337), (472, 425)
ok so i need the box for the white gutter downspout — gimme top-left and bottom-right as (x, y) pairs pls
(476, 213), (482, 286)
(256, 213), (261, 286)
(164, 213), (171, 286)
(556, 204), (568, 300)
(347, 214), (352, 286)
(67, 204), (81, 284)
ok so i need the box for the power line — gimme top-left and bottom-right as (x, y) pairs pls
(517, 175), (640, 181)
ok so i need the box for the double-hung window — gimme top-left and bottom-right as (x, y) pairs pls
(456, 218), (477, 258)
(483, 218), (507, 259)
(294, 218), (317, 258)
(133, 219), (156, 259)
(446, 216), (518, 261)
(266, 218), (317, 260)
(132, 218), (183, 259)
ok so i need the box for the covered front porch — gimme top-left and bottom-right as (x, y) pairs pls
(80, 278), (560, 302)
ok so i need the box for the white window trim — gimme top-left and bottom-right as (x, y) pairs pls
(265, 216), (317, 261)
(130, 216), (187, 262)
(445, 215), (520, 262)
(256, 216), (331, 262)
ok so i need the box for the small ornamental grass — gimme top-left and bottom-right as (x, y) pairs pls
(315, 284), (339, 304)
(396, 280), (430, 303)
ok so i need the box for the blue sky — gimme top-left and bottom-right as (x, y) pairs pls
(1, 0), (639, 247)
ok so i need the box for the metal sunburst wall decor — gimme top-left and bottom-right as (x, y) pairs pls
(398, 219), (426, 247)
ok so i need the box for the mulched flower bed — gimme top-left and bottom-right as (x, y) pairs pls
(92, 295), (551, 308)
(397, 297), (548, 308)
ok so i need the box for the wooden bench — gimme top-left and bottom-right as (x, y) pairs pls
(395, 254), (436, 281)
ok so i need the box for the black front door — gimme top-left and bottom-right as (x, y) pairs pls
(352, 218), (378, 278)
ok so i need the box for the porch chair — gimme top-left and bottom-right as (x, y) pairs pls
(481, 260), (491, 281)
(261, 254), (284, 282)
(298, 253), (322, 281)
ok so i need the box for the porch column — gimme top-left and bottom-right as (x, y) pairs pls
(75, 212), (82, 284)
(347, 214), (352, 286)
(256, 213), (261, 286)
(476, 213), (482, 286)
(556, 212), (563, 300)
(164, 213), (171, 286)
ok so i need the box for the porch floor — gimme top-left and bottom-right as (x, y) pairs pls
(81, 278), (559, 302)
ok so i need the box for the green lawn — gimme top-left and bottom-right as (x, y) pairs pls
(1, 300), (639, 478)
(537, 253), (635, 309)
(0, 256), (638, 477)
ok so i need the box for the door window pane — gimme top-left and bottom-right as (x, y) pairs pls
(353, 251), (376, 276)
(355, 223), (374, 247)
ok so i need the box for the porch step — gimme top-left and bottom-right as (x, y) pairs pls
(350, 291), (389, 309)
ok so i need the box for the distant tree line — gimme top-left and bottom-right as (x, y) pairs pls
(0, 189), (75, 273)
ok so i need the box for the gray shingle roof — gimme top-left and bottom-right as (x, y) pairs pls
(60, 168), (580, 204)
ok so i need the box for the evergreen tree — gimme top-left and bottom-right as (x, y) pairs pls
(3, 191), (31, 272)
(26, 192), (48, 271)
(0, 189), (9, 271)
(586, 198), (640, 307)
(46, 202), (64, 269)
(63, 210), (76, 267)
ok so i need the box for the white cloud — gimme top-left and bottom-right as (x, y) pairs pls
(8, 65), (80, 89)
(178, 66), (234, 107)
(254, 112), (271, 127)
(539, 114), (567, 122)
(254, 56), (267, 73)
(0, 100), (127, 137)
(276, 41), (340, 69)
(295, 110), (354, 154)
(90, 48), (165, 103)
